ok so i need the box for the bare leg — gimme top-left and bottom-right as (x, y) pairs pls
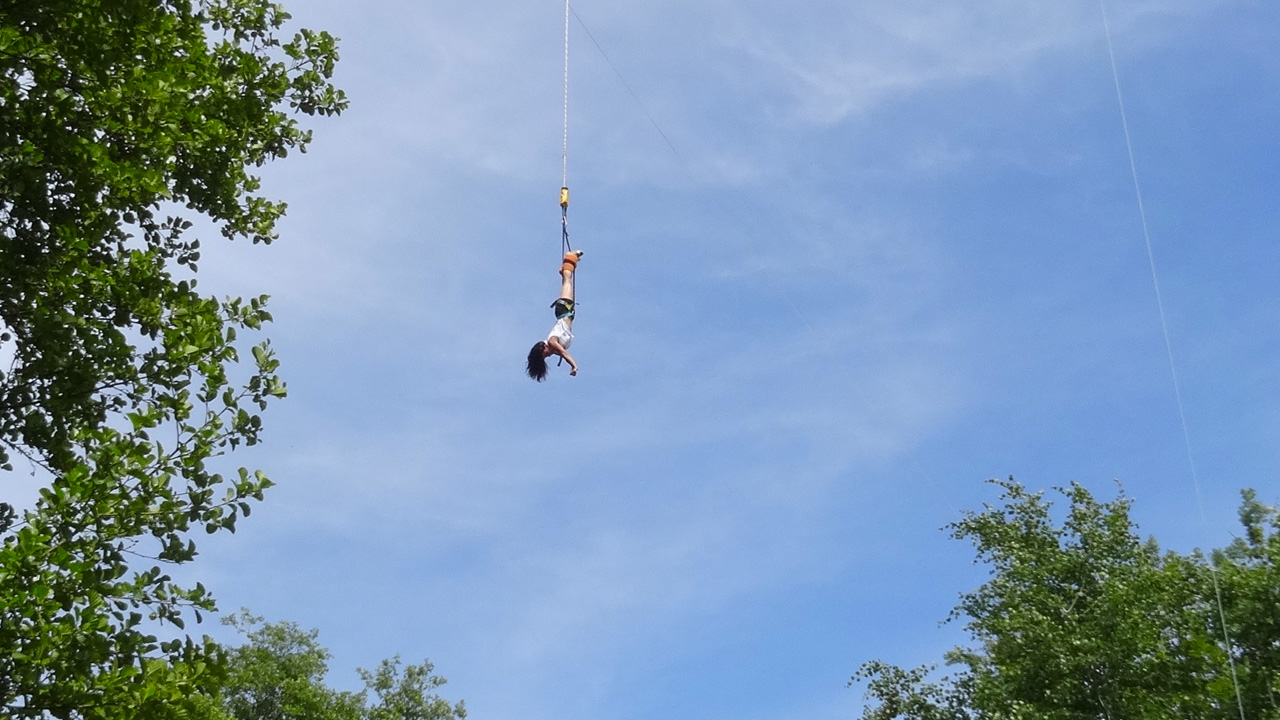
(557, 250), (581, 329)
(558, 269), (574, 301)
(559, 251), (582, 287)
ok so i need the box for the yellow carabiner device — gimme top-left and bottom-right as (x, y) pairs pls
(560, 186), (570, 209)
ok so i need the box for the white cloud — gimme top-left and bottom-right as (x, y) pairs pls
(717, 0), (1229, 128)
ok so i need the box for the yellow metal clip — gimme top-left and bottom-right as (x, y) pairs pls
(559, 186), (570, 209)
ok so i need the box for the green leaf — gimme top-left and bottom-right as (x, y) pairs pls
(0, 0), (344, 714)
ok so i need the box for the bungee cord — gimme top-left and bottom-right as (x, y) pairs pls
(560, 0), (574, 297)
(1100, 3), (1246, 717)
(562, 0), (570, 193)
(560, 6), (953, 511)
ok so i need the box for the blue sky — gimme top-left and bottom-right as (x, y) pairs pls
(171, 0), (1280, 718)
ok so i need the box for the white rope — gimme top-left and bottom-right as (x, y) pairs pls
(562, 0), (570, 189)
(1100, 4), (1245, 717)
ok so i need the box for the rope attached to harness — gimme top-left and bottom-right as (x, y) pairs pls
(560, 185), (575, 312)
(560, 186), (571, 254)
(559, 0), (575, 305)
(560, 0), (572, 257)
(559, 1), (576, 305)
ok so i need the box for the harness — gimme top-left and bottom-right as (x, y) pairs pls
(552, 297), (575, 320)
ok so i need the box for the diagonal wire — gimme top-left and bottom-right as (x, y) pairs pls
(569, 4), (684, 164)
(570, 3), (954, 513)
(1100, 3), (1245, 718)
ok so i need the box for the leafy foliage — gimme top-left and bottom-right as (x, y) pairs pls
(359, 657), (466, 720)
(1212, 490), (1280, 719)
(0, 0), (345, 716)
(853, 479), (1280, 720)
(218, 612), (364, 720)
(217, 612), (467, 720)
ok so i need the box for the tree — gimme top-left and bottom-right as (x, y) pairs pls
(217, 612), (466, 720)
(0, 0), (345, 716)
(218, 612), (363, 720)
(853, 479), (1280, 720)
(359, 657), (466, 720)
(1211, 490), (1280, 719)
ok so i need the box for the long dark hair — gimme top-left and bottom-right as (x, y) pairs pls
(526, 341), (549, 381)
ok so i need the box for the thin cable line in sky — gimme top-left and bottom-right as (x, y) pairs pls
(1100, 3), (1246, 717)
(570, 4), (684, 164)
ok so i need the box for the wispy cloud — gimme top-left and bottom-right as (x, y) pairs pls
(716, 0), (1227, 127)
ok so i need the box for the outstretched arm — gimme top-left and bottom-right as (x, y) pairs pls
(547, 336), (578, 376)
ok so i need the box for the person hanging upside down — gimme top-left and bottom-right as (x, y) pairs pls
(526, 250), (584, 381)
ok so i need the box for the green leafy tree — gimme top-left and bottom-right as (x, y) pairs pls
(218, 612), (363, 720)
(359, 656), (466, 720)
(854, 479), (1280, 720)
(0, 0), (345, 716)
(217, 612), (466, 720)
(1211, 490), (1280, 719)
